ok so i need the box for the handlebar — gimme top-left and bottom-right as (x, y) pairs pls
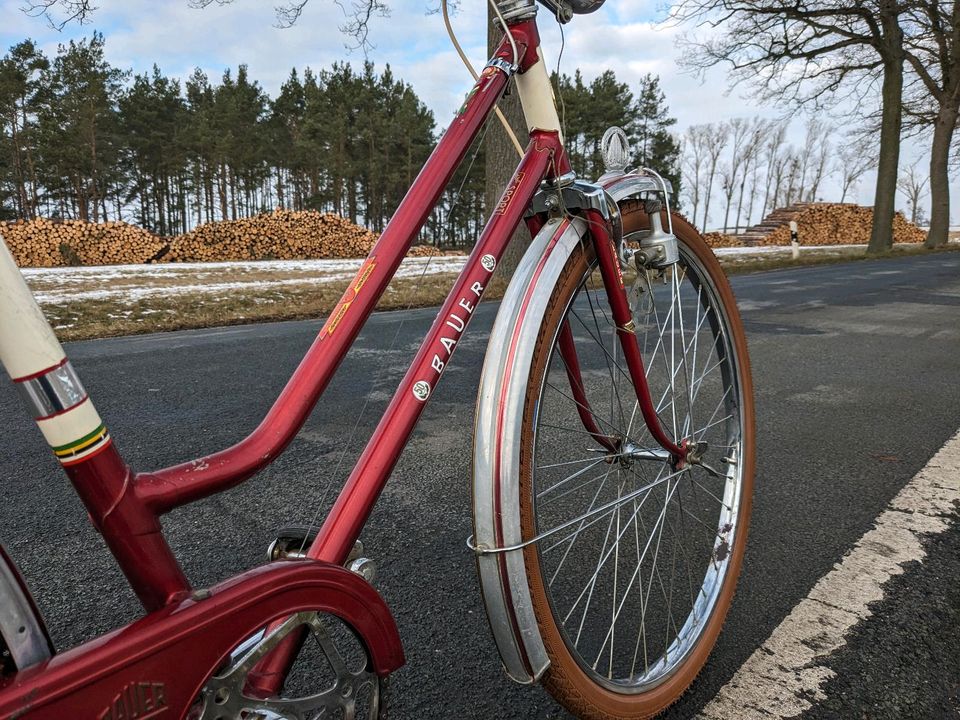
(498, 0), (606, 24)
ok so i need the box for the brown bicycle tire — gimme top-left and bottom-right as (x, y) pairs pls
(518, 208), (756, 719)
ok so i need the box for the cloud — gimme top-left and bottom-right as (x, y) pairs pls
(0, 0), (952, 225)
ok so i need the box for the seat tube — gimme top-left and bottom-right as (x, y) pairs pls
(0, 237), (189, 610)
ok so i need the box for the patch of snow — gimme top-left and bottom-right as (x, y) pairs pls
(28, 255), (467, 305)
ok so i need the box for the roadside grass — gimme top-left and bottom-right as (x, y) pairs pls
(44, 274), (485, 342)
(31, 241), (959, 342)
(719, 241), (960, 275)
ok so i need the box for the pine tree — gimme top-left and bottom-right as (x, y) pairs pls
(0, 40), (49, 219)
(119, 66), (189, 233)
(632, 74), (682, 203)
(268, 68), (306, 210)
(35, 33), (125, 222)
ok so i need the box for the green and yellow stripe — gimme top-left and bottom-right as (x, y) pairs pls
(51, 423), (108, 460)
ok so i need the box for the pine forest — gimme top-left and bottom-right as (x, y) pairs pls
(0, 34), (681, 249)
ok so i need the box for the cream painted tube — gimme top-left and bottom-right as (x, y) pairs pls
(0, 235), (64, 380)
(0, 235), (110, 465)
(515, 48), (563, 141)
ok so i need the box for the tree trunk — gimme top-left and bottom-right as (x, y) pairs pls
(734, 171), (748, 233)
(702, 168), (716, 232)
(8, 110), (28, 219)
(925, 102), (957, 248)
(486, 14), (530, 281)
(868, 15), (904, 254)
(218, 163), (228, 220)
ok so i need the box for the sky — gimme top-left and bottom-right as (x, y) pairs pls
(1, 0), (953, 229)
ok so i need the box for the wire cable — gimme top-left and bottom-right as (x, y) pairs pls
(442, 0), (524, 158)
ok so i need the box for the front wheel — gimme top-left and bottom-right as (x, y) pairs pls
(519, 209), (755, 719)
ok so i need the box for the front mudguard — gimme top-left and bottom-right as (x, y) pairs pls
(0, 560), (404, 719)
(473, 215), (587, 685)
(473, 172), (666, 685)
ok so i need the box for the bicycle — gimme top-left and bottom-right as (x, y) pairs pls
(0, 0), (755, 717)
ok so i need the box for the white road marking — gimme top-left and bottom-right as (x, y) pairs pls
(699, 430), (960, 719)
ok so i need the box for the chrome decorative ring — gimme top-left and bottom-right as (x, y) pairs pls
(15, 361), (87, 419)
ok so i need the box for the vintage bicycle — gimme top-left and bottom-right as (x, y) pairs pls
(0, 0), (755, 717)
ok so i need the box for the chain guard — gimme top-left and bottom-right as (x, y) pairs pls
(0, 561), (403, 720)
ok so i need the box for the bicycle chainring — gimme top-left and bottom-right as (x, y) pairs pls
(190, 611), (385, 720)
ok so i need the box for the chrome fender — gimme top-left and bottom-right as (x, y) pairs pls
(472, 215), (587, 685)
(0, 544), (53, 673)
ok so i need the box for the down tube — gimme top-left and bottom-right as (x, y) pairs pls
(133, 55), (514, 513)
(310, 132), (564, 565)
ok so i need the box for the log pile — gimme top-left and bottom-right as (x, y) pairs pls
(0, 217), (168, 267)
(166, 209), (382, 262)
(702, 231), (743, 249)
(2, 210), (442, 267)
(737, 203), (926, 246)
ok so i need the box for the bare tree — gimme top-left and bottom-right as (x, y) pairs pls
(897, 159), (929, 224)
(674, 0), (908, 253)
(682, 125), (709, 224)
(21, 0), (94, 29)
(719, 118), (750, 233)
(25, 0), (390, 48)
(744, 144), (765, 227)
(899, 3), (960, 247)
(835, 136), (878, 202)
(760, 120), (788, 216)
(782, 152), (802, 207)
(733, 118), (767, 231)
(800, 119), (833, 201)
(701, 122), (729, 232)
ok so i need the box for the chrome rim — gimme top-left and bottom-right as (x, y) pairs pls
(529, 240), (746, 693)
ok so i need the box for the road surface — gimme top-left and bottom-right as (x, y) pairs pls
(1, 253), (958, 718)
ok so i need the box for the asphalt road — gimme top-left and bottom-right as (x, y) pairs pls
(1, 253), (959, 718)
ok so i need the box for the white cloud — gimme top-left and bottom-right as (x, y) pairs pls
(1, 0), (953, 227)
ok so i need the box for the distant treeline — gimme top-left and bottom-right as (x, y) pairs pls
(0, 33), (680, 247)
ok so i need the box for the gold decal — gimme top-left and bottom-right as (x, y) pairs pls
(320, 257), (377, 339)
(353, 259), (376, 293)
(495, 172), (525, 216)
(610, 240), (625, 288)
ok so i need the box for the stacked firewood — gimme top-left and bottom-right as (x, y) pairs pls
(166, 209), (382, 262)
(737, 203), (926, 246)
(2, 210), (442, 267)
(0, 217), (168, 267)
(702, 231), (743, 249)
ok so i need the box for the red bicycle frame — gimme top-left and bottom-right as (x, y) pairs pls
(63, 18), (564, 613)
(0, 10), (686, 718)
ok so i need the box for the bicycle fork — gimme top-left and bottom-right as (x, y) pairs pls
(563, 207), (688, 465)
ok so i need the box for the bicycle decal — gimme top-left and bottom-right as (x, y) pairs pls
(495, 171), (525, 215)
(429, 276), (486, 376)
(10, 356), (112, 467)
(51, 421), (110, 465)
(99, 681), (167, 720)
(320, 256), (377, 339)
(456, 65), (498, 117)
